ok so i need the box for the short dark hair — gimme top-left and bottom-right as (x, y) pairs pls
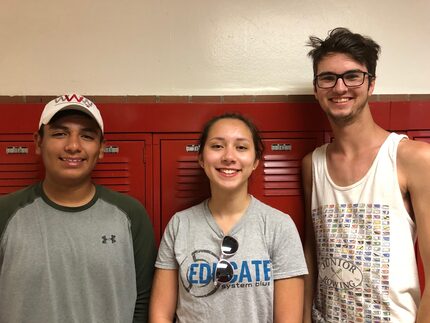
(307, 27), (381, 77)
(198, 113), (264, 160)
(37, 110), (104, 142)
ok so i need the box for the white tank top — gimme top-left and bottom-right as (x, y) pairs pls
(311, 132), (420, 323)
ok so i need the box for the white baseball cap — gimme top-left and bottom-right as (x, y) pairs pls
(39, 94), (104, 133)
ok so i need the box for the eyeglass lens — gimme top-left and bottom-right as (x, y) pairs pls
(215, 259), (234, 283)
(221, 236), (239, 256)
(215, 236), (239, 285)
(316, 71), (368, 88)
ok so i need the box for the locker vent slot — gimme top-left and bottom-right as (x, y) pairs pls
(175, 157), (208, 198)
(0, 163), (41, 195)
(263, 155), (301, 196)
(92, 160), (131, 193)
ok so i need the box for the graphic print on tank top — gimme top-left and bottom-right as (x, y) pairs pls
(312, 202), (390, 322)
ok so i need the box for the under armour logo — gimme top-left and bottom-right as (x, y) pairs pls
(102, 235), (116, 244)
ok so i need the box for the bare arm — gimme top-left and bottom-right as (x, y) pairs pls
(302, 153), (316, 323)
(399, 140), (430, 323)
(274, 276), (305, 323)
(149, 269), (178, 323)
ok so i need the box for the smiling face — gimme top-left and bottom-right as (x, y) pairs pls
(35, 113), (104, 188)
(199, 118), (259, 195)
(314, 52), (375, 125)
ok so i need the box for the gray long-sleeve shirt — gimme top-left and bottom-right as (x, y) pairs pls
(0, 183), (156, 323)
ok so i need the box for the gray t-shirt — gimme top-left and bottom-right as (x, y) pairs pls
(0, 182), (156, 323)
(156, 196), (308, 323)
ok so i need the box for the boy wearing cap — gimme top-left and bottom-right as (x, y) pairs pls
(0, 94), (156, 323)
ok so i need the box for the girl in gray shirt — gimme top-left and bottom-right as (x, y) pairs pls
(150, 113), (307, 323)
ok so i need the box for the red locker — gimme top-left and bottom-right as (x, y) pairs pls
(153, 134), (209, 241)
(249, 132), (324, 238)
(93, 135), (153, 220)
(0, 135), (42, 195)
(390, 101), (430, 131)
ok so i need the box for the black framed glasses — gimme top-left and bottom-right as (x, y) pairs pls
(314, 70), (373, 89)
(214, 235), (239, 286)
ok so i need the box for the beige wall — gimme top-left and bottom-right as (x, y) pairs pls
(1, 0), (429, 95)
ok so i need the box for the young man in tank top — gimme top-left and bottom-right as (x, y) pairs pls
(302, 28), (430, 322)
(0, 94), (156, 322)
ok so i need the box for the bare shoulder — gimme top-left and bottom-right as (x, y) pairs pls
(398, 138), (430, 182)
(398, 138), (430, 168)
